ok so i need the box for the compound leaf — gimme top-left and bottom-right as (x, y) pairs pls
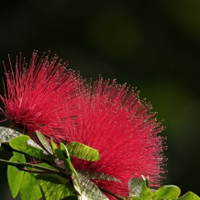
(9, 135), (53, 160)
(66, 142), (99, 161)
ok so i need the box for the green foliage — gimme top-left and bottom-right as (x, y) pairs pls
(66, 141), (100, 161)
(36, 130), (53, 155)
(60, 142), (82, 193)
(129, 177), (154, 200)
(9, 135), (53, 160)
(72, 172), (109, 200)
(128, 177), (199, 200)
(20, 172), (42, 200)
(153, 185), (181, 200)
(0, 128), (199, 200)
(178, 192), (200, 200)
(35, 174), (76, 200)
(7, 152), (26, 198)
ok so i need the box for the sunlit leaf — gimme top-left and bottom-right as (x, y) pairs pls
(178, 191), (200, 200)
(66, 142), (99, 161)
(7, 152), (26, 198)
(9, 135), (53, 160)
(20, 172), (42, 200)
(153, 185), (181, 200)
(60, 143), (82, 193)
(140, 181), (154, 200)
(35, 173), (76, 200)
(51, 140), (58, 152)
(51, 140), (66, 161)
(78, 170), (120, 182)
(72, 172), (109, 200)
(145, 176), (150, 188)
(36, 130), (53, 155)
(0, 126), (21, 146)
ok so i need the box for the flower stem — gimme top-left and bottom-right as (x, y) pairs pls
(0, 158), (61, 175)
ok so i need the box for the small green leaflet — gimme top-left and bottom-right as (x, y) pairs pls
(60, 142), (82, 194)
(35, 173), (77, 200)
(7, 152), (26, 198)
(66, 142), (100, 161)
(129, 176), (153, 200)
(9, 135), (53, 160)
(129, 178), (144, 197)
(178, 191), (200, 200)
(153, 185), (181, 200)
(72, 172), (109, 200)
(36, 130), (53, 155)
(0, 126), (21, 146)
(51, 141), (82, 193)
(140, 183), (154, 200)
(20, 172), (42, 200)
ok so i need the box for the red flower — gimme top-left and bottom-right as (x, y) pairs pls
(0, 51), (85, 141)
(65, 78), (165, 199)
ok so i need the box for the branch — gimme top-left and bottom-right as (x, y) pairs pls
(0, 158), (61, 175)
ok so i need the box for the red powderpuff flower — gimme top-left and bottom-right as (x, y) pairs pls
(65, 78), (166, 199)
(0, 51), (85, 141)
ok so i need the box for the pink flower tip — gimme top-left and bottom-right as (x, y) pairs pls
(0, 51), (85, 141)
(65, 78), (166, 199)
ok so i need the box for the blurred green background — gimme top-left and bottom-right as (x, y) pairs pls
(0, 0), (200, 199)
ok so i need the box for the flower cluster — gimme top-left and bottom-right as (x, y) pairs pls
(0, 52), (85, 141)
(0, 52), (166, 199)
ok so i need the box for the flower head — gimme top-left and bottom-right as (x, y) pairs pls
(65, 78), (165, 199)
(0, 51), (85, 141)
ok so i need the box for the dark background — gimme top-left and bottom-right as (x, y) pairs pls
(0, 0), (200, 199)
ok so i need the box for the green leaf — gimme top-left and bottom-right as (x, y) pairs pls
(72, 172), (109, 200)
(51, 140), (66, 161)
(61, 196), (78, 200)
(51, 140), (58, 152)
(36, 130), (53, 155)
(60, 142), (70, 159)
(78, 170), (120, 182)
(145, 176), (150, 188)
(66, 141), (100, 161)
(153, 185), (181, 200)
(0, 126), (21, 146)
(130, 197), (143, 200)
(178, 191), (200, 200)
(20, 172), (42, 200)
(60, 143), (82, 193)
(35, 173), (77, 200)
(9, 135), (53, 160)
(140, 181), (154, 200)
(7, 152), (26, 198)
(129, 178), (144, 196)
(129, 177), (153, 200)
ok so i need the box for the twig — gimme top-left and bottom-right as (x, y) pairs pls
(0, 158), (61, 175)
